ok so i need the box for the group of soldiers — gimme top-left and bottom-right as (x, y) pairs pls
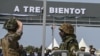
(0, 18), (79, 56)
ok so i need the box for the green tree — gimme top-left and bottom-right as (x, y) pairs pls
(25, 45), (34, 53)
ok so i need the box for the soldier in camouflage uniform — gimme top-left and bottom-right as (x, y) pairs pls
(0, 18), (23, 56)
(59, 23), (79, 56)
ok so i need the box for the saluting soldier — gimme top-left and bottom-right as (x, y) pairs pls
(59, 23), (79, 56)
(0, 18), (23, 56)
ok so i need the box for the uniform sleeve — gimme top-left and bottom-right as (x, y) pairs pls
(8, 32), (23, 42)
(14, 31), (23, 41)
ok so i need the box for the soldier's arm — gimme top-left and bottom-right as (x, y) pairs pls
(16, 20), (23, 35)
(11, 20), (23, 41)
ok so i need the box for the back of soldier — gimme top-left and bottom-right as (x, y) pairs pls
(67, 36), (79, 56)
(1, 32), (20, 56)
(0, 18), (23, 56)
(60, 35), (79, 56)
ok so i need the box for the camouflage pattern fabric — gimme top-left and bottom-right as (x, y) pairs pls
(59, 35), (79, 56)
(3, 18), (18, 31)
(59, 23), (74, 34)
(0, 32), (22, 56)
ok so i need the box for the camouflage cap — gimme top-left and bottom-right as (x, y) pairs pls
(59, 23), (74, 34)
(3, 18), (18, 31)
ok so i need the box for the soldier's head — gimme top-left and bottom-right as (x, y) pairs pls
(89, 48), (96, 54)
(59, 23), (74, 37)
(80, 47), (86, 52)
(3, 18), (18, 32)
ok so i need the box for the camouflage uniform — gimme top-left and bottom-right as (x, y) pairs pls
(0, 18), (22, 56)
(59, 23), (79, 56)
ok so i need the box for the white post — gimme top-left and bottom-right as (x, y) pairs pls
(42, 0), (47, 56)
(51, 24), (55, 49)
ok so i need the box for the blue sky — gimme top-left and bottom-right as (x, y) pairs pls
(0, 0), (100, 50)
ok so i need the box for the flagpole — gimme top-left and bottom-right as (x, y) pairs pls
(42, 0), (47, 56)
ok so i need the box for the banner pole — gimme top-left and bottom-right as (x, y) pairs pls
(42, 0), (47, 56)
